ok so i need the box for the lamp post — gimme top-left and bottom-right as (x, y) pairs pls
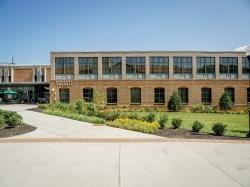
(245, 46), (250, 137)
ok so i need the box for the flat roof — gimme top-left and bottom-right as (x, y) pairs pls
(51, 50), (246, 54)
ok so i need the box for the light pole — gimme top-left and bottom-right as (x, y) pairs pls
(245, 46), (250, 137)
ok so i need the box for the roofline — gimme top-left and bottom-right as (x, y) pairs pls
(51, 50), (246, 54)
(0, 64), (50, 67)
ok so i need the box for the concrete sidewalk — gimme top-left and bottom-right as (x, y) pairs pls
(0, 142), (249, 187)
(0, 104), (162, 139)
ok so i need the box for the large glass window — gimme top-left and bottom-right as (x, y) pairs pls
(201, 88), (212, 104)
(126, 57), (145, 79)
(242, 57), (250, 74)
(247, 88), (250, 103)
(225, 87), (235, 103)
(130, 87), (141, 104)
(55, 57), (74, 75)
(103, 57), (122, 74)
(197, 57), (215, 78)
(154, 87), (165, 104)
(150, 57), (169, 74)
(79, 57), (98, 75)
(83, 88), (93, 102)
(219, 57), (238, 78)
(173, 57), (192, 79)
(178, 87), (188, 103)
(107, 88), (117, 104)
(59, 88), (70, 103)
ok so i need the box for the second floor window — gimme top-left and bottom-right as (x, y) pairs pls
(102, 57), (122, 75)
(197, 57), (215, 74)
(242, 57), (250, 74)
(55, 57), (74, 74)
(173, 57), (192, 74)
(126, 57), (145, 74)
(79, 57), (98, 75)
(150, 57), (169, 74)
(219, 57), (238, 74)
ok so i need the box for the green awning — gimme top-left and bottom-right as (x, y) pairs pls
(3, 90), (17, 95)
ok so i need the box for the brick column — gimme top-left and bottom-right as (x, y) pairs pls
(215, 56), (220, 79)
(145, 56), (150, 79)
(192, 56), (197, 79)
(74, 57), (79, 80)
(98, 56), (102, 80)
(169, 56), (173, 79)
(238, 57), (242, 80)
(122, 56), (126, 79)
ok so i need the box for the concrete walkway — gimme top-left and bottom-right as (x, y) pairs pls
(0, 105), (250, 187)
(0, 104), (162, 139)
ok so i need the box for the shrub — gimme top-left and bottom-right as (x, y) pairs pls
(168, 92), (182, 112)
(158, 114), (168, 129)
(192, 121), (204, 132)
(191, 105), (215, 113)
(212, 123), (227, 136)
(108, 118), (160, 133)
(75, 100), (85, 114)
(143, 113), (156, 123)
(98, 111), (120, 121)
(5, 112), (23, 127)
(127, 113), (141, 120)
(171, 118), (182, 129)
(85, 102), (97, 116)
(0, 115), (5, 129)
(219, 92), (232, 111)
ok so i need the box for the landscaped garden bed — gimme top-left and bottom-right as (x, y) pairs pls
(35, 90), (249, 140)
(0, 109), (36, 138)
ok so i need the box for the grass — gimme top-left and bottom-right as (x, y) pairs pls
(44, 109), (105, 125)
(130, 112), (249, 137)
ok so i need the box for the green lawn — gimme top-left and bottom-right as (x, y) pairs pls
(133, 112), (249, 137)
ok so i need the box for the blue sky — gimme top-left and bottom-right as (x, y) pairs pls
(0, 0), (249, 64)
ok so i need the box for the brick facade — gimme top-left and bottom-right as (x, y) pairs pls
(49, 51), (249, 106)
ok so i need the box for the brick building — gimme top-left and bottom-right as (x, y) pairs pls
(0, 64), (50, 103)
(49, 51), (250, 107)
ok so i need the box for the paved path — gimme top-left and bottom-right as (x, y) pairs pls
(0, 105), (250, 187)
(0, 104), (162, 139)
(0, 142), (249, 187)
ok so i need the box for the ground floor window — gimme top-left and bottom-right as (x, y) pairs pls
(83, 88), (93, 102)
(154, 87), (165, 104)
(107, 88), (117, 104)
(201, 88), (212, 104)
(59, 88), (69, 103)
(224, 87), (235, 102)
(131, 87), (141, 104)
(178, 87), (188, 104)
(247, 88), (250, 103)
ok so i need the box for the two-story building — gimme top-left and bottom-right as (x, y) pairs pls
(49, 51), (250, 107)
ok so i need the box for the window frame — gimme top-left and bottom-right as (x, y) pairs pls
(130, 87), (141, 104)
(106, 87), (118, 104)
(201, 87), (212, 104)
(178, 87), (189, 104)
(83, 88), (94, 102)
(154, 87), (165, 104)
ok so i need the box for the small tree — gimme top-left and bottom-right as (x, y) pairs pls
(219, 92), (232, 111)
(93, 91), (105, 110)
(168, 92), (182, 112)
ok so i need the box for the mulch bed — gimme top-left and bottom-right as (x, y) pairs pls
(28, 107), (43, 113)
(0, 124), (37, 138)
(154, 128), (250, 141)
